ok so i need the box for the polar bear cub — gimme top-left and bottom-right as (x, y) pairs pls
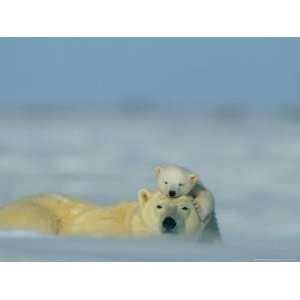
(154, 165), (215, 222)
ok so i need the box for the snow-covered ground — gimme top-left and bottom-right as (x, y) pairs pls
(0, 107), (299, 261)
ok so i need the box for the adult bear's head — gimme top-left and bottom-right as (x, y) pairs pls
(137, 188), (205, 238)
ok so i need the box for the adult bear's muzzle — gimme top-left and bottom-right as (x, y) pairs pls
(162, 216), (177, 233)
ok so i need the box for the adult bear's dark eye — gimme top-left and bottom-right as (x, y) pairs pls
(182, 206), (189, 211)
(164, 181), (168, 184)
(157, 205), (163, 209)
(179, 183), (183, 187)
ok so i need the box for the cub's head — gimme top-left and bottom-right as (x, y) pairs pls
(154, 165), (198, 198)
(138, 188), (204, 238)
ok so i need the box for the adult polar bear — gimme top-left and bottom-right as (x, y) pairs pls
(0, 190), (210, 239)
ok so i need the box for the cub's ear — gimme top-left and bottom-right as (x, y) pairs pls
(138, 188), (152, 207)
(153, 165), (161, 176)
(190, 174), (199, 183)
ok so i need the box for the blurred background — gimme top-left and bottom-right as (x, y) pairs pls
(0, 38), (299, 261)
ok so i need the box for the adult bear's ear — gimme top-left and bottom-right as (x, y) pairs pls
(138, 188), (151, 207)
(153, 165), (161, 176)
(190, 174), (199, 183)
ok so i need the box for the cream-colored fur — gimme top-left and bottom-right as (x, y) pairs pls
(0, 190), (206, 239)
(0, 193), (94, 235)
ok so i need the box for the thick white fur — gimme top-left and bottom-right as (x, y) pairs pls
(154, 165), (215, 222)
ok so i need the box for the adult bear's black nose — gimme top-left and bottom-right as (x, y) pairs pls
(169, 190), (176, 197)
(162, 217), (176, 231)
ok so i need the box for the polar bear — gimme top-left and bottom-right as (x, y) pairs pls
(154, 165), (215, 221)
(0, 190), (206, 239)
(154, 165), (221, 242)
(66, 189), (206, 238)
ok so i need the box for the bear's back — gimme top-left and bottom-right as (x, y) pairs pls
(0, 193), (96, 234)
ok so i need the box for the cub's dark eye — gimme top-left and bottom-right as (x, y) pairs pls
(178, 183), (183, 187)
(164, 181), (168, 184)
(182, 206), (189, 211)
(157, 205), (163, 209)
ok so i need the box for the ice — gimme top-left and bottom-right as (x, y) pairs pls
(0, 107), (299, 261)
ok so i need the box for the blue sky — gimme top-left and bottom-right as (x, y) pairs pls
(0, 38), (299, 107)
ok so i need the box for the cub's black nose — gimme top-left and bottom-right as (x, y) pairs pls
(169, 190), (176, 197)
(162, 217), (176, 231)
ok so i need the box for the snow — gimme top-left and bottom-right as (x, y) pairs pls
(0, 108), (299, 261)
